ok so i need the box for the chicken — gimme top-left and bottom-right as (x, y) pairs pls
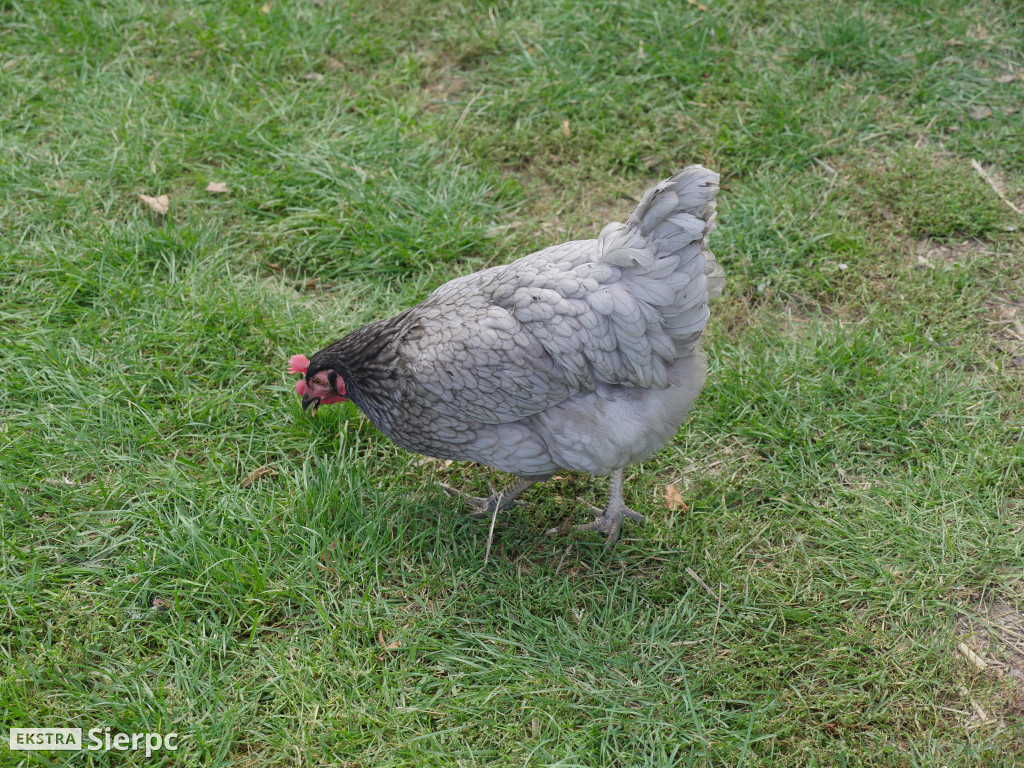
(289, 166), (724, 545)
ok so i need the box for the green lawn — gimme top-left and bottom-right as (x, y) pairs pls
(2, 0), (1023, 765)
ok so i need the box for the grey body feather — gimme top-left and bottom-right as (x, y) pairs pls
(310, 166), (722, 482)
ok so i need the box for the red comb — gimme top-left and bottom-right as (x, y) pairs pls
(287, 354), (309, 376)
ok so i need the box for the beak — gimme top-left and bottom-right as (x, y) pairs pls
(301, 393), (320, 416)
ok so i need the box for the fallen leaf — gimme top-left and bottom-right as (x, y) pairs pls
(376, 629), (402, 659)
(260, 1), (272, 12)
(664, 484), (688, 512)
(138, 193), (170, 216)
(995, 71), (1024, 83)
(326, 57), (345, 71)
(240, 464), (278, 488)
(301, 72), (324, 82)
(637, 40), (645, 60)
(969, 24), (991, 41)
(206, 181), (229, 194)
(317, 541), (338, 573)
(152, 597), (173, 612)
(969, 106), (992, 121)
(561, 119), (571, 138)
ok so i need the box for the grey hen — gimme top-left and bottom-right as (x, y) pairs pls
(290, 166), (723, 544)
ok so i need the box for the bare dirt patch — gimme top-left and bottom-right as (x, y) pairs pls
(902, 236), (1023, 376)
(956, 598), (1024, 728)
(911, 238), (996, 270)
(421, 66), (470, 107)
(984, 296), (1024, 375)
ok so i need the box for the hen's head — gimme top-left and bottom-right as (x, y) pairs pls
(288, 353), (347, 416)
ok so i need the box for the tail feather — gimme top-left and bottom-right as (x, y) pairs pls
(598, 165), (724, 354)
(631, 166), (724, 299)
(490, 166), (724, 394)
(626, 166), (718, 240)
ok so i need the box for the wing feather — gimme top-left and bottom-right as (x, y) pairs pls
(395, 166), (722, 424)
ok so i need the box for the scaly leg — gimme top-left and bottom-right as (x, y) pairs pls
(441, 476), (537, 519)
(555, 468), (645, 546)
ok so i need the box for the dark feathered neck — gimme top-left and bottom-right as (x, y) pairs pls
(309, 309), (413, 428)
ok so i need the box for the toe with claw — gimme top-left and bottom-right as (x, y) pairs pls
(440, 477), (537, 519)
(441, 484), (516, 519)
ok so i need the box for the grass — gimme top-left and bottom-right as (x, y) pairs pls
(1, 0), (1023, 765)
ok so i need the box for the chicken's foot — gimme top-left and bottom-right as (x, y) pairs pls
(441, 477), (536, 519)
(549, 468), (644, 546)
